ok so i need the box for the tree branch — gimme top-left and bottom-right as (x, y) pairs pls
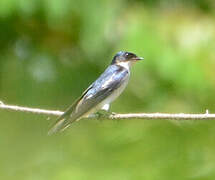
(0, 101), (63, 116)
(0, 101), (215, 120)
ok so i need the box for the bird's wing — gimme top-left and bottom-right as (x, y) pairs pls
(48, 65), (128, 135)
(47, 84), (94, 135)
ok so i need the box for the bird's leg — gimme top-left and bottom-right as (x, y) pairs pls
(95, 110), (111, 119)
(88, 104), (117, 120)
(93, 104), (113, 119)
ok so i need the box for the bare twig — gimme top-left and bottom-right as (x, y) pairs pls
(0, 101), (62, 116)
(0, 101), (215, 120)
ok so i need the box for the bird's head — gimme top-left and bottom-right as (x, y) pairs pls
(111, 51), (144, 67)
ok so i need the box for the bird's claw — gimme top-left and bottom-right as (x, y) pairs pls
(93, 110), (115, 120)
(110, 112), (116, 116)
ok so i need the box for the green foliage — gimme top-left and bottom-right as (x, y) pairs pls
(0, 0), (215, 179)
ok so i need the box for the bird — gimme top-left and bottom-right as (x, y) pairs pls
(48, 51), (144, 135)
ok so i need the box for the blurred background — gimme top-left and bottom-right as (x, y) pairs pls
(0, 0), (215, 179)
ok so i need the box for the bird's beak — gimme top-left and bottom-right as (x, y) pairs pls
(133, 56), (144, 61)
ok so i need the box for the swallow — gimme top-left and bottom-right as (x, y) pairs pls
(48, 51), (144, 135)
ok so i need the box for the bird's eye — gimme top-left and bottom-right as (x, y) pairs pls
(125, 53), (134, 59)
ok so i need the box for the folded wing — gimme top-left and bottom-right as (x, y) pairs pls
(48, 65), (128, 135)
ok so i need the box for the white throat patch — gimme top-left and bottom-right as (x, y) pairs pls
(117, 61), (131, 70)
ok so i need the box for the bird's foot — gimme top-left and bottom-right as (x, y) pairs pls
(92, 110), (115, 120)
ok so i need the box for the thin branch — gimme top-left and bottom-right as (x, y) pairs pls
(0, 101), (63, 116)
(0, 101), (215, 120)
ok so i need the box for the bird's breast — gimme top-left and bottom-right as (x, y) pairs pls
(98, 75), (130, 108)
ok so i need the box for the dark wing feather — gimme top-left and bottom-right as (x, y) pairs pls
(48, 65), (128, 135)
(48, 85), (94, 135)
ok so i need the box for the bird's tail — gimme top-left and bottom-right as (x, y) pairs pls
(48, 113), (76, 135)
(48, 94), (88, 135)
